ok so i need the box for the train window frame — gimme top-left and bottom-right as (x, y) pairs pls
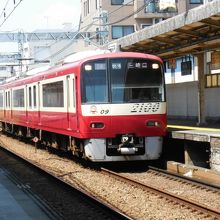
(81, 59), (108, 104)
(0, 91), (4, 109)
(40, 75), (67, 112)
(27, 83), (38, 111)
(33, 85), (37, 109)
(5, 89), (11, 109)
(12, 86), (26, 109)
(66, 74), (76, 113)
(28, 86), (32, 109)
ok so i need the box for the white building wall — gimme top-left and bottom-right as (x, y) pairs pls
(165, 57), (198, 84)
(205, 88), (220, 118)
(167, 81), (220, 120)
(166, 81), (198, 118)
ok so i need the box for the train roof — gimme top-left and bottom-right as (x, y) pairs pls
(0, 51), (163, 89)
(64, 50), (163, 64)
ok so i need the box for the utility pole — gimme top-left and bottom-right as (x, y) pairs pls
(99, 10), (108, 45)
(17, 31), (23, 74)
(94, 8), (109, 45)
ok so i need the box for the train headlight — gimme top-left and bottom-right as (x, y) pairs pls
(90, 122), (104, 129)
(85, 64), (92, 71)
(152, 63), (159, 69)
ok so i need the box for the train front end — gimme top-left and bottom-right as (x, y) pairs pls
(79, 53), (166, 161)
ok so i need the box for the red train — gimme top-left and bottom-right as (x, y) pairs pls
(0, 51), (166, 162)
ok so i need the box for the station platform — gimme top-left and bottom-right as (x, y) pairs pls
(0, 168), (50, 220)
(167, 119), (220, 173)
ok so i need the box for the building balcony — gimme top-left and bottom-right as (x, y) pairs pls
(134, 0), (178, 19)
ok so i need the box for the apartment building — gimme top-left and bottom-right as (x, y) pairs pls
(79, 0), (204, 45)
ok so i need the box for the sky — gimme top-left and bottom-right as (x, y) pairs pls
(0, 0), (81, 32)
(0, 0), (81, 52)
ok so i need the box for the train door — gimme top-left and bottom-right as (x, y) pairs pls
(66, 74), (77, 131)
(27, 83), (39, 126)
(5, 89), (12, 121)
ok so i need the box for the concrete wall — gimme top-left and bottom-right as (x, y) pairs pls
(166, 81), (198, 118)
(167, 81), (220, 121)
(205, 87), (220, 118)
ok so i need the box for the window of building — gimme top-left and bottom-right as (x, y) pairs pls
(190, 0), (203, 3)
(0, 67), (6, 71)
(43, 80), (64, 107)
(111, 0), (124, 5)
(84, 0), (90, 16)
(112, 26), (134, 39)
(13, 88), (24, 107)
(87, 0), (90, 14)
(111, 0), (133, 5)
(141, 24), (152, 29)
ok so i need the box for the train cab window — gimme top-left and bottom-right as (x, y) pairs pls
(81, 60), (108, 103)
(43, 80), (64, 107)
(110, 58), (164, 103)
(0, 92), (3, 108)
(13, 88), (24, 107)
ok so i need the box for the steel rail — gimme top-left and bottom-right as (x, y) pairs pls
(148, 165), (220, 190)
(0, 145), (132, 220)
(101, 167), (220, 219)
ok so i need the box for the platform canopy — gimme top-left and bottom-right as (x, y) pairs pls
(106, 0), (220, 59)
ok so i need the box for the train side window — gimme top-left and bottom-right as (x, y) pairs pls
(13, 88), (24, 107)
(73, 78), (75, 108)
(8, 91), (11, 108)
(28, 87), (32, 108)
(0, 92), (3, 108)
(33, 85), (37, 108)
(43, 80), (64, 107)
(5, 92), (8, 108)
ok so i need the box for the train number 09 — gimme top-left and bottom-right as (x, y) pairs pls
(100, 109), (109, 114)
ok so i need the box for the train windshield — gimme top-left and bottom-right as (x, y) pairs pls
(81, 58), (165, 104)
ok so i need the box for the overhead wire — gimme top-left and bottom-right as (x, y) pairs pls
(0, 0), (24, 28)
(33, 0), (136, 58)
(0, 0), (10, 20)
(0, 0), (147, 63)
(43, 0), (148, 61)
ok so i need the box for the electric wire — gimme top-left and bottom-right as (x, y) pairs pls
(0, 0), (148, 64)
(0, 0), (10, 20)
(34, 0), (137, 58)
(0, 0), (24, 28)
(42, 0), (148, 60)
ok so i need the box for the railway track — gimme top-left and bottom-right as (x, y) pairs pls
(101, 167), (220, 219)
(1, 134), (220, 219)
(0, 147), (131, 220)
